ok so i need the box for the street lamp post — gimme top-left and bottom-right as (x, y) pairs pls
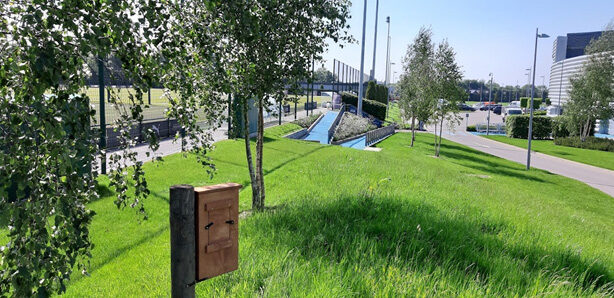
(525, 68), (531, 97)
(357, 0), (368, 115)
(370, 0), (379, 81)
(487, 73), (493, 136)
(527, 28), (549, 170)
(385, 16), (391, 118)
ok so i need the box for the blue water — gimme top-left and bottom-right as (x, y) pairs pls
(340, 136), (366, 150)
(303, 111), (339, 144)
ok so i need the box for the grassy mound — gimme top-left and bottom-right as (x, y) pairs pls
(3, 124), (613, 296)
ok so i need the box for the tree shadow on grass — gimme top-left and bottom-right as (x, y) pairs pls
(436, 145), (551, 183)
(246, 195), (613, 295)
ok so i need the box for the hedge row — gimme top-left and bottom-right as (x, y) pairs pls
(505, 115), (552, 139)
(554, 136), (614, 152)
(519, 97), (542, 109)
(341, 92), (387, 120)
(365, 81), (389, 105)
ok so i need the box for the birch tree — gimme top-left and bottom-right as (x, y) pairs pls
(398, 27), (436, 146)
(0, 1), (227, 295)
(433, 40), (464, 157)
(209, 0), (351, 211)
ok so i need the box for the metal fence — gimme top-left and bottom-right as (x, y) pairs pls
(366, 124), (396, 146)
(476, 123), (506, 134)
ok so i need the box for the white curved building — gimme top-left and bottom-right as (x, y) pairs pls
(548, 31), (603, 107)
(548, 31), (614, 135)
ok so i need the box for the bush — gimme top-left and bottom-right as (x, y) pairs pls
(552, 117), (570, 138)
(365, 81), (389, 105)
(554, 136), (614, 152)
(533, 110), (546, 116)
(292, 112), (322, 128)
(365, 81), (377, 101)
(333, 113), (375, 141)
(341, 92), (387, 120)
(466, 125), (476, 132)
(520, 97), (542, 109)
(506, 115), (552, 139)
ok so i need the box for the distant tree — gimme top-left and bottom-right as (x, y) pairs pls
(565, 25), (614, 141)
(313, 67), (336, 83)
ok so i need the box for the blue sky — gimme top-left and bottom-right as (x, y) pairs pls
(322, 0), (614, 86)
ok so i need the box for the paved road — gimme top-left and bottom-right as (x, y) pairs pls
(428, 110), (614, 198)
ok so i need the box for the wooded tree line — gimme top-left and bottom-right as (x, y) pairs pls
(459, 79), (549, 102)
(0, 0), (350, 295)
(396, 27), (464, 157)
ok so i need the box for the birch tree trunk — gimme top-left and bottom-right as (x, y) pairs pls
(410, 115), (416, 147)
(242, 99), (260, 210)
(437, 114), (444, 157)
(253, 97), (266, 211)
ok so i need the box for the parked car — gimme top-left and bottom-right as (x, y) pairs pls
(472, 102), (484, 109)
(510, 100), (521, 107)
(492, 105), (502, 115)
(503, 107), (523, 122)
(458, 103), (475, 111)
(479, 104), (490, 111)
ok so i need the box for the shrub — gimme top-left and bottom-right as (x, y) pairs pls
(552, 117), (570, 138)
(533, 110), (546, 116)
(333, 113), (375, 141)
(292, 112), (322, 128)
(545, 98), (551, 106)
(520, 97), (542, 109)
(466, 125), (476, 132)
(341, 92), (387, 120)
(554, 136), (614, 152)
(365, 81), (377, 101)
(506, 115), (552, 139)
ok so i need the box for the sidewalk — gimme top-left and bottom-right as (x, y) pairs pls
(103, 107), (329, 170)
(426, 114), (614, 198)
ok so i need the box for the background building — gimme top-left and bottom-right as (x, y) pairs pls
(548, 31), (603, 106)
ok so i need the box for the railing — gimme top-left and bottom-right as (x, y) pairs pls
(327, 104), (346, 143)
(366, 124), (396, 147)
(476, 123), (505, 134)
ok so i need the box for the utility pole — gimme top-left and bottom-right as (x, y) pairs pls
(527, 28), (549, 170)
(487, 73), (493, 136)
(384, 16), (391, 118)
(480, 82), (483, 103)
(540, 75), (545, 101)
(370, 0), (379, 81)
(98, 56), (106, 175)
(525, 67), (531, 97)
(357, 0), (368, 115)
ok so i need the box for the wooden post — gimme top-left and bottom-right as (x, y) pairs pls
(170, 185), (196, 298)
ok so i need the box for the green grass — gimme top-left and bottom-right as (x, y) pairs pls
(484, 135), (614, 171)
(3, 124), (614, 296)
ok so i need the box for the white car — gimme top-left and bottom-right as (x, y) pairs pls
(503, 107), (523, 122)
